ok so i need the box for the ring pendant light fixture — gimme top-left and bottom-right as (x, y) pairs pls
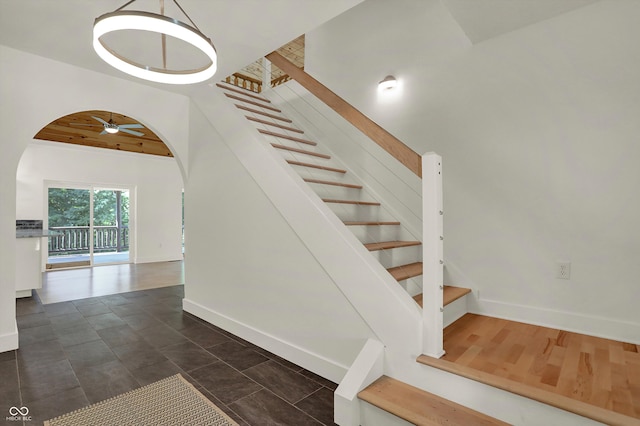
(93, 0), (217, 84)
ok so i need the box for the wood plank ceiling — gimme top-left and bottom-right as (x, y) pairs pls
(238, 35), (305, 82)
(34, 110), (172, 157)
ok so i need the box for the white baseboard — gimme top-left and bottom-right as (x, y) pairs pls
(470, 298), (640, 344)
(183, 298), (348, 383)
(16, 289), (32, 298)
(0, 320), (19, 353)
(135, 255), (183, 264)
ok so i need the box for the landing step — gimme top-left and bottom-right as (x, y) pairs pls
(247, 116), (304, 134)
(387, 262), (422, 281)
(259, 129), (316, 146)
(235, 105), (292, 123)
(271, 144), (330, 159)
(344, 221), (400, 226)
(323, 198), (379, 205)
(288, 161), (346, 174)
(358, 376), (509, 426)
(304, 178), (362, 189)
(216, 83), (272, 103)
(225, 93), (282, 112)
(415, 355), (636, 426)
(412, 286), (471, 308)
(365, 240), (421, 251)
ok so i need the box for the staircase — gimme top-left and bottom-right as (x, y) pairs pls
(216, 82), (470, 316)
(358, 376), (509, 426)
(214, 79), (640, 425)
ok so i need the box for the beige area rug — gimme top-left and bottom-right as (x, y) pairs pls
(44, 374), (239, 426)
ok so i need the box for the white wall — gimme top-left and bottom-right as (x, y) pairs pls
(183, 94), (383, 382)
(0, 45), (190, 352)
(16, 141), (183, 265)
(306, 0), (640, 342)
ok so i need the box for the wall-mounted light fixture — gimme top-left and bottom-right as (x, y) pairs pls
(378, 75), (397, 90)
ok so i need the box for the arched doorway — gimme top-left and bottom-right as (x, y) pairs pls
(15, 110), (185, 301)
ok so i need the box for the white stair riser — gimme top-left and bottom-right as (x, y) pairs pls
(348, 225), (402, 244)
(368, 246), (421, 269)
(325, 203), (380, 222)
(306, 185), (363, 200)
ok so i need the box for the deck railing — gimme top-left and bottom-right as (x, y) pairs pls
(225, 73), (263, 93)
(48, 226), (129, 255)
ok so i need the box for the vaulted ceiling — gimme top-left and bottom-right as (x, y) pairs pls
(0, 0), (600, 155)
(34, 111), (172, 157)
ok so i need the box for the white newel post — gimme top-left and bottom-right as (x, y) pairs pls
(422, 152), (445, 358)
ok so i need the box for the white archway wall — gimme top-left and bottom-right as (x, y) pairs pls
(17, 141), (184, 265)
(0, 45), (190, 352)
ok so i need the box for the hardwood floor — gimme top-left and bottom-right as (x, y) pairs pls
(435, 314), (640, 422)
(37, 261), (184, 304)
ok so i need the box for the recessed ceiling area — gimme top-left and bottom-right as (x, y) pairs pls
(34, 110), (172, 157)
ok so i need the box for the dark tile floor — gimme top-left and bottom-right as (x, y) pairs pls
(3, 286), (337, 425)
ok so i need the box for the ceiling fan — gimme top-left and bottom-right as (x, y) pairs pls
(70, 113), (145, 136)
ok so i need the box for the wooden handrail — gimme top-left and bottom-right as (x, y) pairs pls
(266, 51), (422, 177)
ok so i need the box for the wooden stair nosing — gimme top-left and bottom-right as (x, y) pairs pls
(364, 240), (421, 251)
(224, 93), (282, 112)
(387, 261), (423, 281)
(358, 375), (509, 426)
(271, 143), (330, 159)
(235, 104), (292, 123)
(413, 286), (472, 308)
(287, 160), (346, 174)
(246, 116), (304, 134)
(322, 198), (380, 205)
(344, 220), (401, 226)
(216, 83), (272, 103)
(304, 178), (362, 189)
(413, 293), (423, 306)
(443, 286), (472, 306)
(415, 355), (637, 426)
(258, 129), (316, 146)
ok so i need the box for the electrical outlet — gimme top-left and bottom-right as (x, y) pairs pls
(557, 262), (571, 280)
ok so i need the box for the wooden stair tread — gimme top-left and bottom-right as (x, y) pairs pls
(225, 93), (282, 112)
(247, 116), (304, 133)
(387, 262), (423, 281)
(344, 220), (401, 226)
(304, 178), (362, 189)
(271, 144), (330, 159)
(358, 375), (509, 426)
(287, 161), (346, 174)
(443, 286), (471, 306)
(258, 129), (316, 146)
(216, 83), (272, 102)
(413, 286), (472, 308)
(413, 293), (423, 306)
(322, 198), (379, 205)
(416, 355), (637, 426)
(235, 104), (292, 123)
(365, 240), (421, 251)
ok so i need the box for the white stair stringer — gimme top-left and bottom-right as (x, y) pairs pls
(200, 85), (423, 357)
(227, 84), (425, 304)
